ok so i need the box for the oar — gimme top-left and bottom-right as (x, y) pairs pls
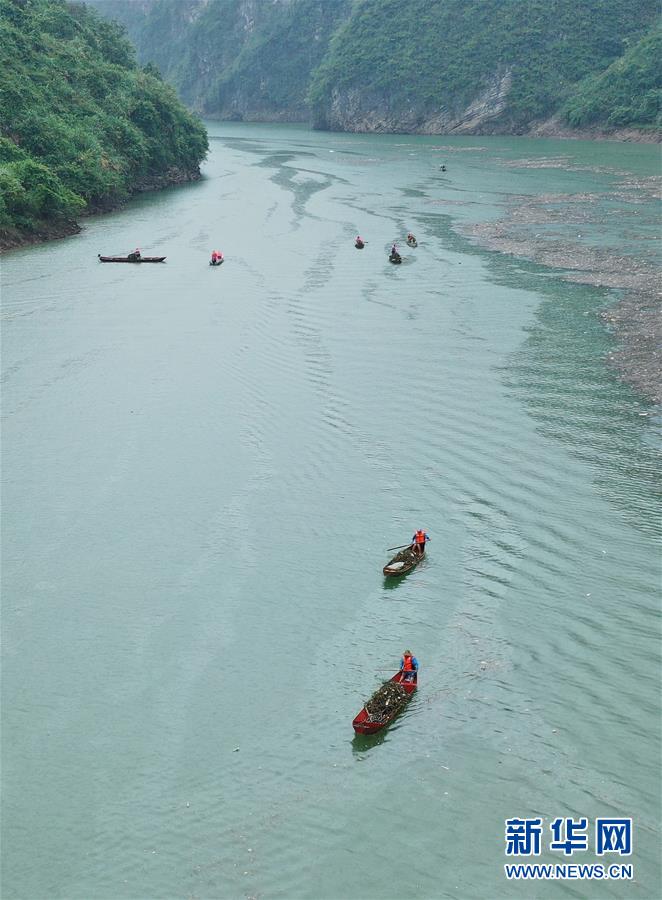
(386, 542), (412, 552)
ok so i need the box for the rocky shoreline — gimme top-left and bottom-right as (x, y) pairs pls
(525, 116), (661, 144)
(0, 167), (201, 255)
(311, 83), (661, 143)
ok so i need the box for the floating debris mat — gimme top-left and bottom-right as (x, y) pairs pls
(364, 681), (409, 723)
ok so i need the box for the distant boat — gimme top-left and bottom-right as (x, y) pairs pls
(406, 236), (418, 247)
(352, 670), (417, 734)
(388, 251), (402, 264)
(355, 239), (365, 249)
(209, 258), (224, 266)
(98, 254), (166, 263)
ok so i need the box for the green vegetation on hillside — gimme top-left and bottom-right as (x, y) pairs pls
(0, 0), (207, 240)
(205, 0), (352, 117)
(308, 0), (659, 130)
(563, 28), (662, 129)
(91, 0), (351, 119)
(89, 0), (660, 136)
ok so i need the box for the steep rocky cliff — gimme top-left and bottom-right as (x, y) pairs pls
(91, 0), (351, 121)
(308, 0), (660, 135)
(90, 0), (660, 136)
(320, 69), (514, 135)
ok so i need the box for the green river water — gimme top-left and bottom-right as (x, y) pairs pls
(2, 123), (660, 900)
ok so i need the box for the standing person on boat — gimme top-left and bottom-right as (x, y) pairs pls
(411, 529), (429, 556)
(400, 650), (419, 683)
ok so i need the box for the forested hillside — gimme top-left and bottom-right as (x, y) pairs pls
(563, 27), (661, 130)
(0, 0), (207, 246)
(308, 0), (660, 133)
(91, 0), (351, 121)
(90, 0), (660, 137)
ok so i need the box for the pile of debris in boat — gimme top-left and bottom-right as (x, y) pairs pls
(364, 681), (409, 722)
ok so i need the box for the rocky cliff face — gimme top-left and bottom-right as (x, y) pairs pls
(90, 0), (348, 121)
(90, 0), (660, 138)
(321, 70), (513, 134)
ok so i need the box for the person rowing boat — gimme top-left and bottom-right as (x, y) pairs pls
(389, 244), (401, 263)
(411, 529), (429, 556)
(400, 650), (419, 683)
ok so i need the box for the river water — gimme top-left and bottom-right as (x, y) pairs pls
(2, 124), (660, 900)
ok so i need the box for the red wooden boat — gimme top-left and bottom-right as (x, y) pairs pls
(98, 254), (166, 263)
(352, 670), (417, 735)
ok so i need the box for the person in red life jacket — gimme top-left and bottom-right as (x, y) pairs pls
(411, 529), (429, 556)
(400, 650), (419, 683)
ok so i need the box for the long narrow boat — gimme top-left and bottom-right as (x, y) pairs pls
(383, 546), (423, 577)
(98, 254), (166, 263)
(352, 671), (417, 735)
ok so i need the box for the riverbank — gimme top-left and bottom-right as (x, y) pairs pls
(0, 220), (82, 254)
(0, 167), (201, 255)
(526, 116), (661, 143)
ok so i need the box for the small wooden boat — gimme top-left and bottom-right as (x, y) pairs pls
(383, 546), (423, 577)
(209, 258), (224, 266)
(98, 254), (166, 263)
(352, 671), (417, 735)
(355, 240), (365, 249)
(406, 237), (418, 247)
(388, 252), (402, 264)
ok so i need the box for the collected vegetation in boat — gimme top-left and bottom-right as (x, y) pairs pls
(383, 546), (423, 576)
(352, 671), (416, 734)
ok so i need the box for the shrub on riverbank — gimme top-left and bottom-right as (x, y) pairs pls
(0, 0), (208, 242)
